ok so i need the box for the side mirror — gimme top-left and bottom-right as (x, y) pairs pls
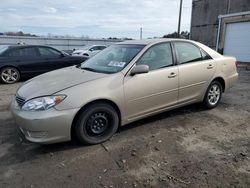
(60, 53), (65, 58)
(130, 65), (149, 76)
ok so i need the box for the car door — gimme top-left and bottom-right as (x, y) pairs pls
(37, 47), (68, 71)
(123, 42), (178, 121)
(6, 47), (44, 76)
(174, 41), (216, 103)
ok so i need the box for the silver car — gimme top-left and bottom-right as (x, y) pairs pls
(11, 39), (238, 144)
(72, 45), (107, 58)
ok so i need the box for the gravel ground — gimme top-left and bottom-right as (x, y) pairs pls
(0, 67), (249, 188)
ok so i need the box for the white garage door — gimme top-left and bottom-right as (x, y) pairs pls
(224, 22), (250, 62)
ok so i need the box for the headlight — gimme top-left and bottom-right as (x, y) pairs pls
(22, 95), (66, 111)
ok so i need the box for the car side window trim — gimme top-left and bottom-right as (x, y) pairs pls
(170, 42), (178, 66)
(200, 48), (212, 60)
(173, 41), (212, 65)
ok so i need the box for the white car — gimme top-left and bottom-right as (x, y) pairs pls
(72, 45), (107, 58)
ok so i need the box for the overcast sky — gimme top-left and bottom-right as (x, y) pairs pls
(0, 0), (192, 39)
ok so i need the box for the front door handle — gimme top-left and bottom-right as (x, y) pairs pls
(207, 64), (214, 69)
(168, 72), (177, 78)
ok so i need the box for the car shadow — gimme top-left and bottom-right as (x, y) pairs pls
(119, 103), (205, 132)
(0, 103), (206, 166)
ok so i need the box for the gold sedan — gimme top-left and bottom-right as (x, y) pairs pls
(11, 39), (238, 144)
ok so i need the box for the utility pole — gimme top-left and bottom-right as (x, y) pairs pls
(140, 27), (142, 40)
(177, 0), (183, 38)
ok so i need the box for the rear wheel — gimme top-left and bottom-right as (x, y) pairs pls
(0, 67), (20, 84)
(74, 103), (119, 145)
(203, 81), (222, 109)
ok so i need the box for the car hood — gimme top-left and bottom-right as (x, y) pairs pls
(17, 66), (108, 100)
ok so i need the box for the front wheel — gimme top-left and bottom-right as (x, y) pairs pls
(203, 81), (222, 109)
(74, 103), (119, 145)
(0, 67), (20, 84)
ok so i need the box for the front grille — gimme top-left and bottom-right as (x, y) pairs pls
(16, 95), (26, 107)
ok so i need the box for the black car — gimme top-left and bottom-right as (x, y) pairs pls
(0, 45), (88, 84)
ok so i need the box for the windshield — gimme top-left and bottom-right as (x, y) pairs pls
(80, 44), (145, 74)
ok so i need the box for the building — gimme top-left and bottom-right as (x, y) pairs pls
(190, 0), (250, 62)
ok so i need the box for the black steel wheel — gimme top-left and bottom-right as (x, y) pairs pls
(74, 102), (119, 145)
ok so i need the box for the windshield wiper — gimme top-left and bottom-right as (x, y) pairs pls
(81, 67), (98, 72)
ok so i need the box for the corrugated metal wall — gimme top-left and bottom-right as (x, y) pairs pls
(191, 0), (250, 49)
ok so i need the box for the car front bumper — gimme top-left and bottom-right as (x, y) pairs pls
(11, 99), (80, 144)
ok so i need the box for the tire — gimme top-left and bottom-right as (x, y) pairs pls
(74, 103), (119, 145)
(203, 81), (222, 109)
(0, 67), (20, 84)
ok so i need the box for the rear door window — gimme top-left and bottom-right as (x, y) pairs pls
(174, 42), (210, 64)
(8, 47), (38, 57)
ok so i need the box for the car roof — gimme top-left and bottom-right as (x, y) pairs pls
(117, 38), (192, 45)
(118, 38), (223, 59)
(91, 45), (107, 47)
(6, 45), (55, 49)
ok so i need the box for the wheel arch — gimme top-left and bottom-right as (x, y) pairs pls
(0, 65), (21, 73)
(212, 77), (225, 92)
(70, 99), (122, 140)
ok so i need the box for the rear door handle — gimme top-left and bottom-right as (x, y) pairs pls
(168, 72), (177, 78)
(207, 64), (214, 69)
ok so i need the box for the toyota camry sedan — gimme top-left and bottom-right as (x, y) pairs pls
(11, 39), (238, 144)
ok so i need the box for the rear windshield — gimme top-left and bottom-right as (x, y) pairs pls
(0, 46), (9, 55)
